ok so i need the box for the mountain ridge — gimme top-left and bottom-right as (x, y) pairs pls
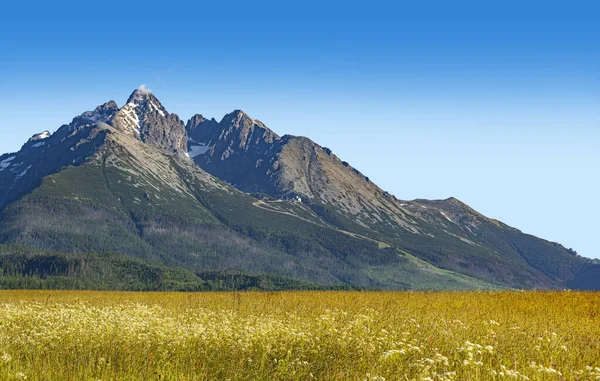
(0, 87), (597, 290)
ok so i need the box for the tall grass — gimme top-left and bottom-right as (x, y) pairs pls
(0, 291), (598, 380)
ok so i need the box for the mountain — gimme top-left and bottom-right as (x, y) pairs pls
(0, 87), (597, 290)
(111, 86), (188, 154)
(186, 109), (597, 289)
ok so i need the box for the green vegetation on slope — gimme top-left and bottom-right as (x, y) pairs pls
(0, 161), (503, 290)
(0, 245), (349, 291)
(1, 142), (595, 291)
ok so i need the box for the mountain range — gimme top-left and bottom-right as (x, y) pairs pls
(0, 86), (597, 291)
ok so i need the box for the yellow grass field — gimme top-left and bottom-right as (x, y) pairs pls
(0, 291), (598, 381)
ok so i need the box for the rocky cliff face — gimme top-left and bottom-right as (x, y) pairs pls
(186, 110), (281, 193)
(111, 86), (187, 154)
(0, 100), (120, 208)
(185, 109), (416, 228)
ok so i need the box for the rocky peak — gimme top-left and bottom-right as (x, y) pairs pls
(220, 110), (263, 131)
(188, 114), (206, 126)
(221, 109), (247, 123)
(28, 131), (51, 142)
(60, 101), (120, 132)
(126, 84), (152, 103)
(125, 85), (168, 116)
(187, 114), (218, 131)
(19, 130), (53, 151)
(95, 100), (119, 113)
(186, 114), (221, 150)
(111, 86), (187, 155)
(219, 110), (280, 147)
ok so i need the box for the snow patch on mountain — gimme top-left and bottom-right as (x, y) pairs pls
(0, 156), (16, 171)
(117, 103), (141, 135)
(149, 101), (165, 117)
(30, 131), (51, 141)
(189, 143), (210, 158)
(17, 165), (32, 178)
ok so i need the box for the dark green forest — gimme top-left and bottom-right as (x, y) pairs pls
(0, 245), (362, 291)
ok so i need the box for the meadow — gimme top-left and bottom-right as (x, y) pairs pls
(0, 291), (598, 381)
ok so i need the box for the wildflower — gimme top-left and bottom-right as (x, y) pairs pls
(380, 349), (406, 360)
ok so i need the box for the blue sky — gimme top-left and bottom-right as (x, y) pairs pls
(1, 1), (598, 258)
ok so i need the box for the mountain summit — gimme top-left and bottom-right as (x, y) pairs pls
(112, 85), (187, 154)
(0, 87), (597, 291)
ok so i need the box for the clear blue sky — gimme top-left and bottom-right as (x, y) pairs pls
(1, 1), (598, 258)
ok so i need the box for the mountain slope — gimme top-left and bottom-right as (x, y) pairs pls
(0, 87), (596, 290)
(0, 88), (509, 290)
(186, 109), (595, 289)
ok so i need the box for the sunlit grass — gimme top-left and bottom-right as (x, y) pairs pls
(0, 290), (598, 380)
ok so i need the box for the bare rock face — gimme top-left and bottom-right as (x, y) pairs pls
(186, 110), (281, 192)
(65, 101), (120, 131)
(0, 101), (118, 208)
(186, 114), (221, 147)
(139, 110), (187, 155)
(183, 109), (483, 235)
(185, 109), (388, 213)
(112, 86), (187, 155)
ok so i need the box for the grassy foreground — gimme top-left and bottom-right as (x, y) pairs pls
(0, 291), (598, 380)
